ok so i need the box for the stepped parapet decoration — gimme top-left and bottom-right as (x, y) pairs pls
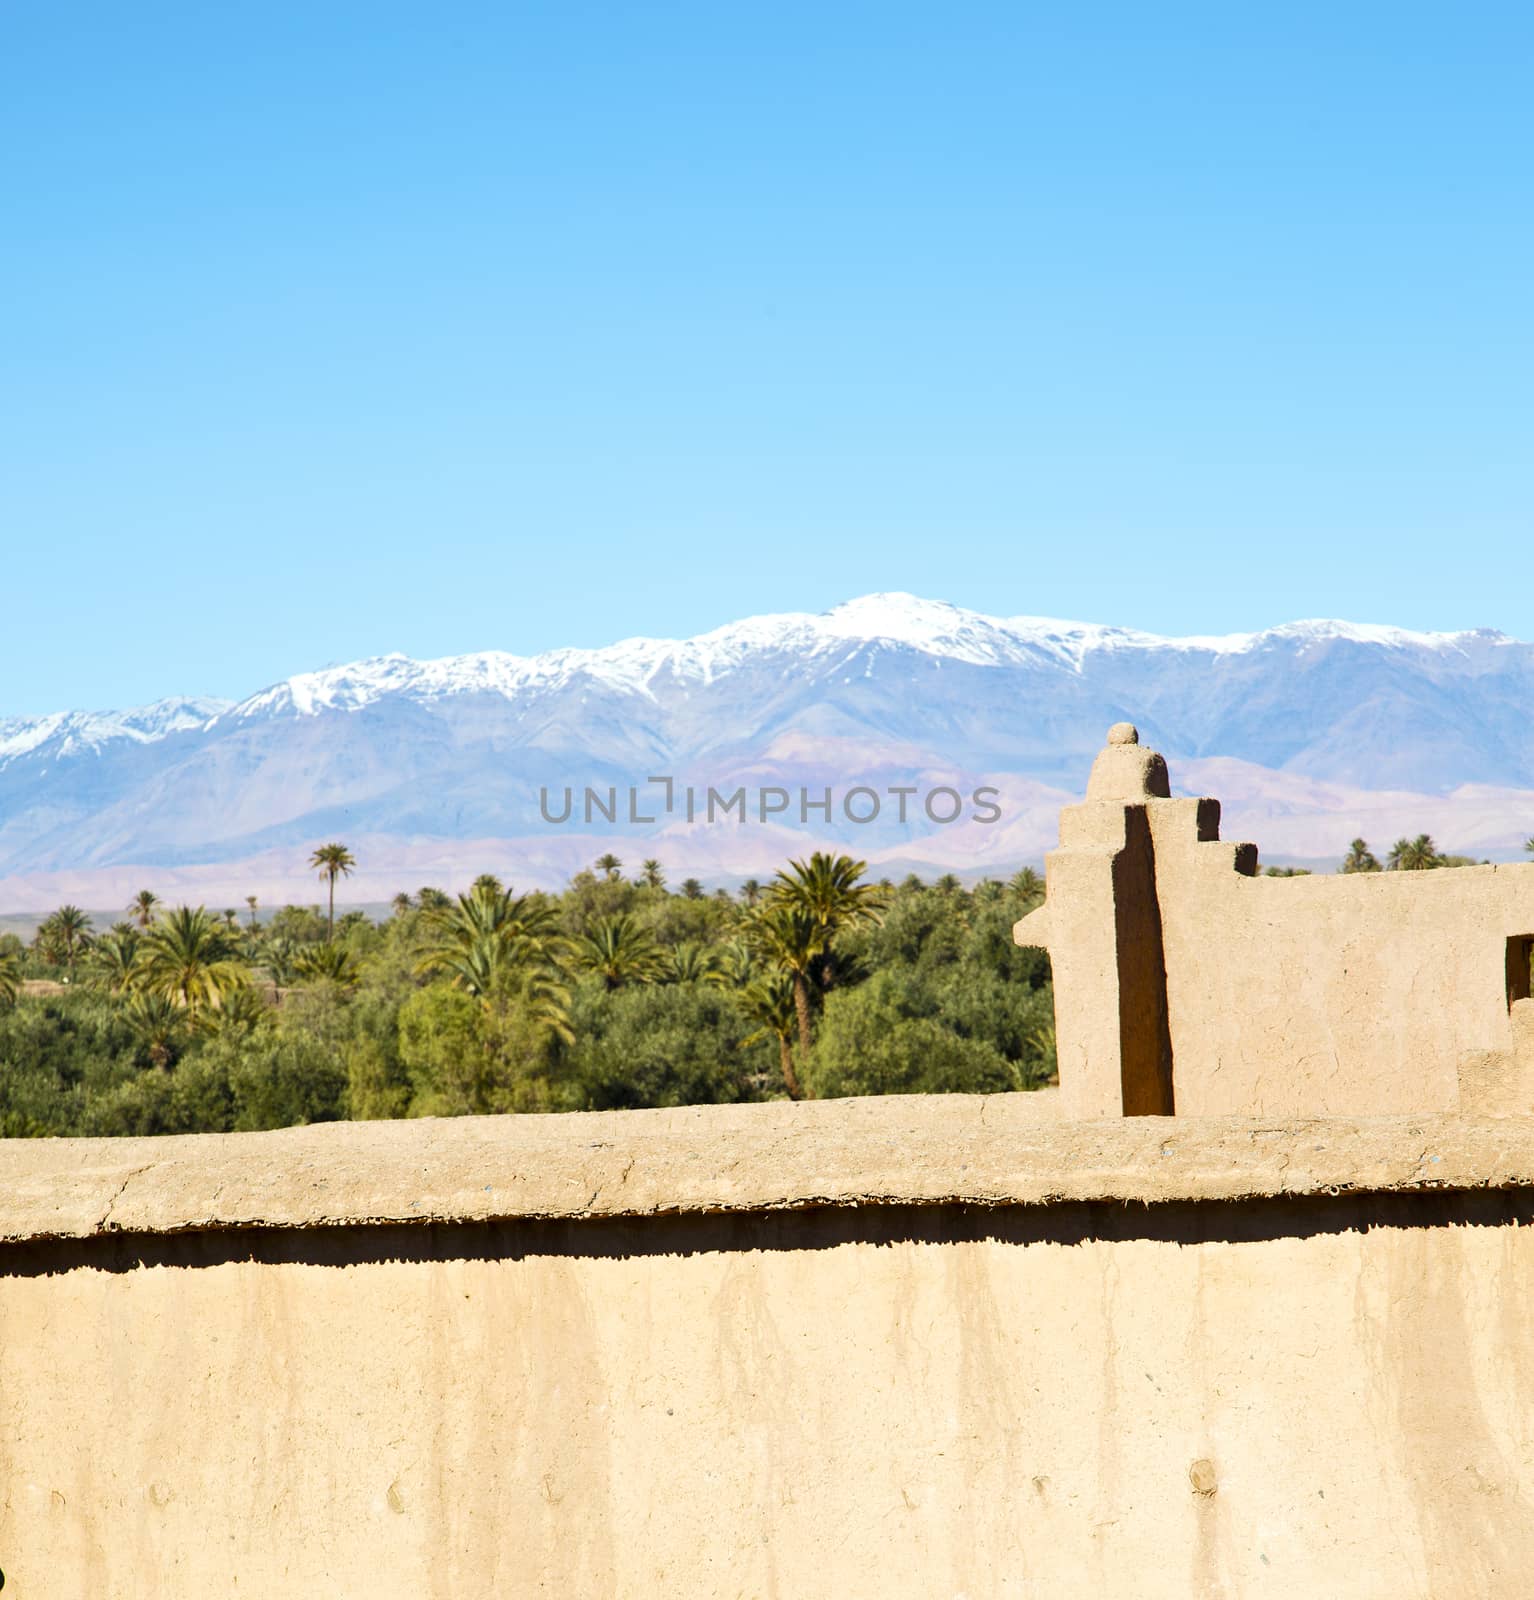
(1016, 722), (1534, 1119)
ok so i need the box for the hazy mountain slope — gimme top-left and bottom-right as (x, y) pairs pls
(1, 594), (1531, 900)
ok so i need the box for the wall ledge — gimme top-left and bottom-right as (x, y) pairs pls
(4, 1090), (1534, 1244)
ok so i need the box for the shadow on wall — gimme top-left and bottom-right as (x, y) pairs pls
(8, 1188), (1534, 1279)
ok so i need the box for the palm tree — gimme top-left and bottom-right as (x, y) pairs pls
(122, 992), (184, 1071)
(1342, 839), (1382, 874)
(415, 882), (573, 1041)
(595, 853), (623, 882)
(712, 938), (756, 989)
(768, 852), (888, 989)
(1009, 867), (1044, 900)
(1388, 834), (1442, 872)
(426, 938), (574, 1040)
(0, 948), (21, 1009)
(308, 843), (356, 939)
(245, 895), (260, 930)
(261, 934), (301, 988)
(680, 878), (704, 901)
(1410, 834), (1444, 870)
(417, 886), (451, 911)
(133, 906), (244, 1016)
(664, 941), (724, 985)
(222, 908), (240, 931)
(197, 983), (269, 1038)
(391, 892), (414, 917)
(49, 905), (93, 978)
(738, 973), (803, 1100)
(739, 878), (762, 907)
(471, 873), (504, 896)
(128, 889), (160, 930)
(743, 903), (825, 1082)
(85, 927), (143, 994)
(574, 914), (663, 991)
(639, 860), (666, 890)
(418, 882), (563, 957)
(294, 943), (362, 990)
(415, 883), (569, 988)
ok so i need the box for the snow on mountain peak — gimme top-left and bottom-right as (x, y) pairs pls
(0, 696), (231, 765)
(6, 596), (1513, 747)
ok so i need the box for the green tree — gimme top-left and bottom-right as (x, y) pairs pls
(575, 914), (663, 991)
(680, 877), (704, 900)
(1009, 867), (1044, 900)
(203, 987), (350, 1130)
(397, 982), (565, 1115)
(663, 941), (724, 985)
(133, 906), (245, 1017)
(568, 983), (765, 1110)
(267, 904), (329, 944)
(294, 943), (362, 991)
(712, 938), (756, 989)
(595, 853), (623, 882)
(0, 947), (20, 1009)
(85, 926), (143, 994)
(245, 895), (260, 930)
(416, 883), (567, 982)
(262, 935), (301, 988)
(128, 889), (161, 929)
(46, 905), (94, 978)
(769, 851), (888, 989)
(639, 859), (666, 890)
(196, 983), (269, 1038)
(122, 992), (186, 1071)
(737, 972), (801, 1099)
(807, 970), (1016, 1099)
(1341, 839), (1382, 874)
(308, 842), (357, 938)
(415, 882), (573, 1043)
(743, 903), (825, 1092)
(1388, 834), (1442, 871)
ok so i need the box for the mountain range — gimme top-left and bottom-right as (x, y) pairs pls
(3, 592), (1533, 910)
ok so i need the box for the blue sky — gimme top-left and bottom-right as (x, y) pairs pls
(2, 2), (1530, 715)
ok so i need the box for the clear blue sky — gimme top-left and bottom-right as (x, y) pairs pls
(3, 2), (1530, 715)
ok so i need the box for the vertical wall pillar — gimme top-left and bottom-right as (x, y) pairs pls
(1014, 724), (1174, 1119)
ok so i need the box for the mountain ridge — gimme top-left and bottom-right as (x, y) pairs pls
(2, 592), (1515, 746)
(2, 592), (1532, 907)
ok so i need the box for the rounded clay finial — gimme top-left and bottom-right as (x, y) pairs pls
(1106, 722), (1139, 746)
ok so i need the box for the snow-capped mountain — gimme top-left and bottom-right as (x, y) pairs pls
(2, 593), (1531, 908)
(0, 696), (231, 764)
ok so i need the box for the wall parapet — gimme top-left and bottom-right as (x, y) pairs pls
(1017, 721), (1534, 1119)
(6, 1092), (1534, 1245)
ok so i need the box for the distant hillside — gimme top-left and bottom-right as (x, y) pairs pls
(3, 592), (1531, 908)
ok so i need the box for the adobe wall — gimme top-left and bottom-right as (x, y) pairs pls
(5, 1096), (1534, 1599)
(1018, 724), (1534, 1119)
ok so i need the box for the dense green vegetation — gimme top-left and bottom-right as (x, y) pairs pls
(0, 853), (1056, 1137)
